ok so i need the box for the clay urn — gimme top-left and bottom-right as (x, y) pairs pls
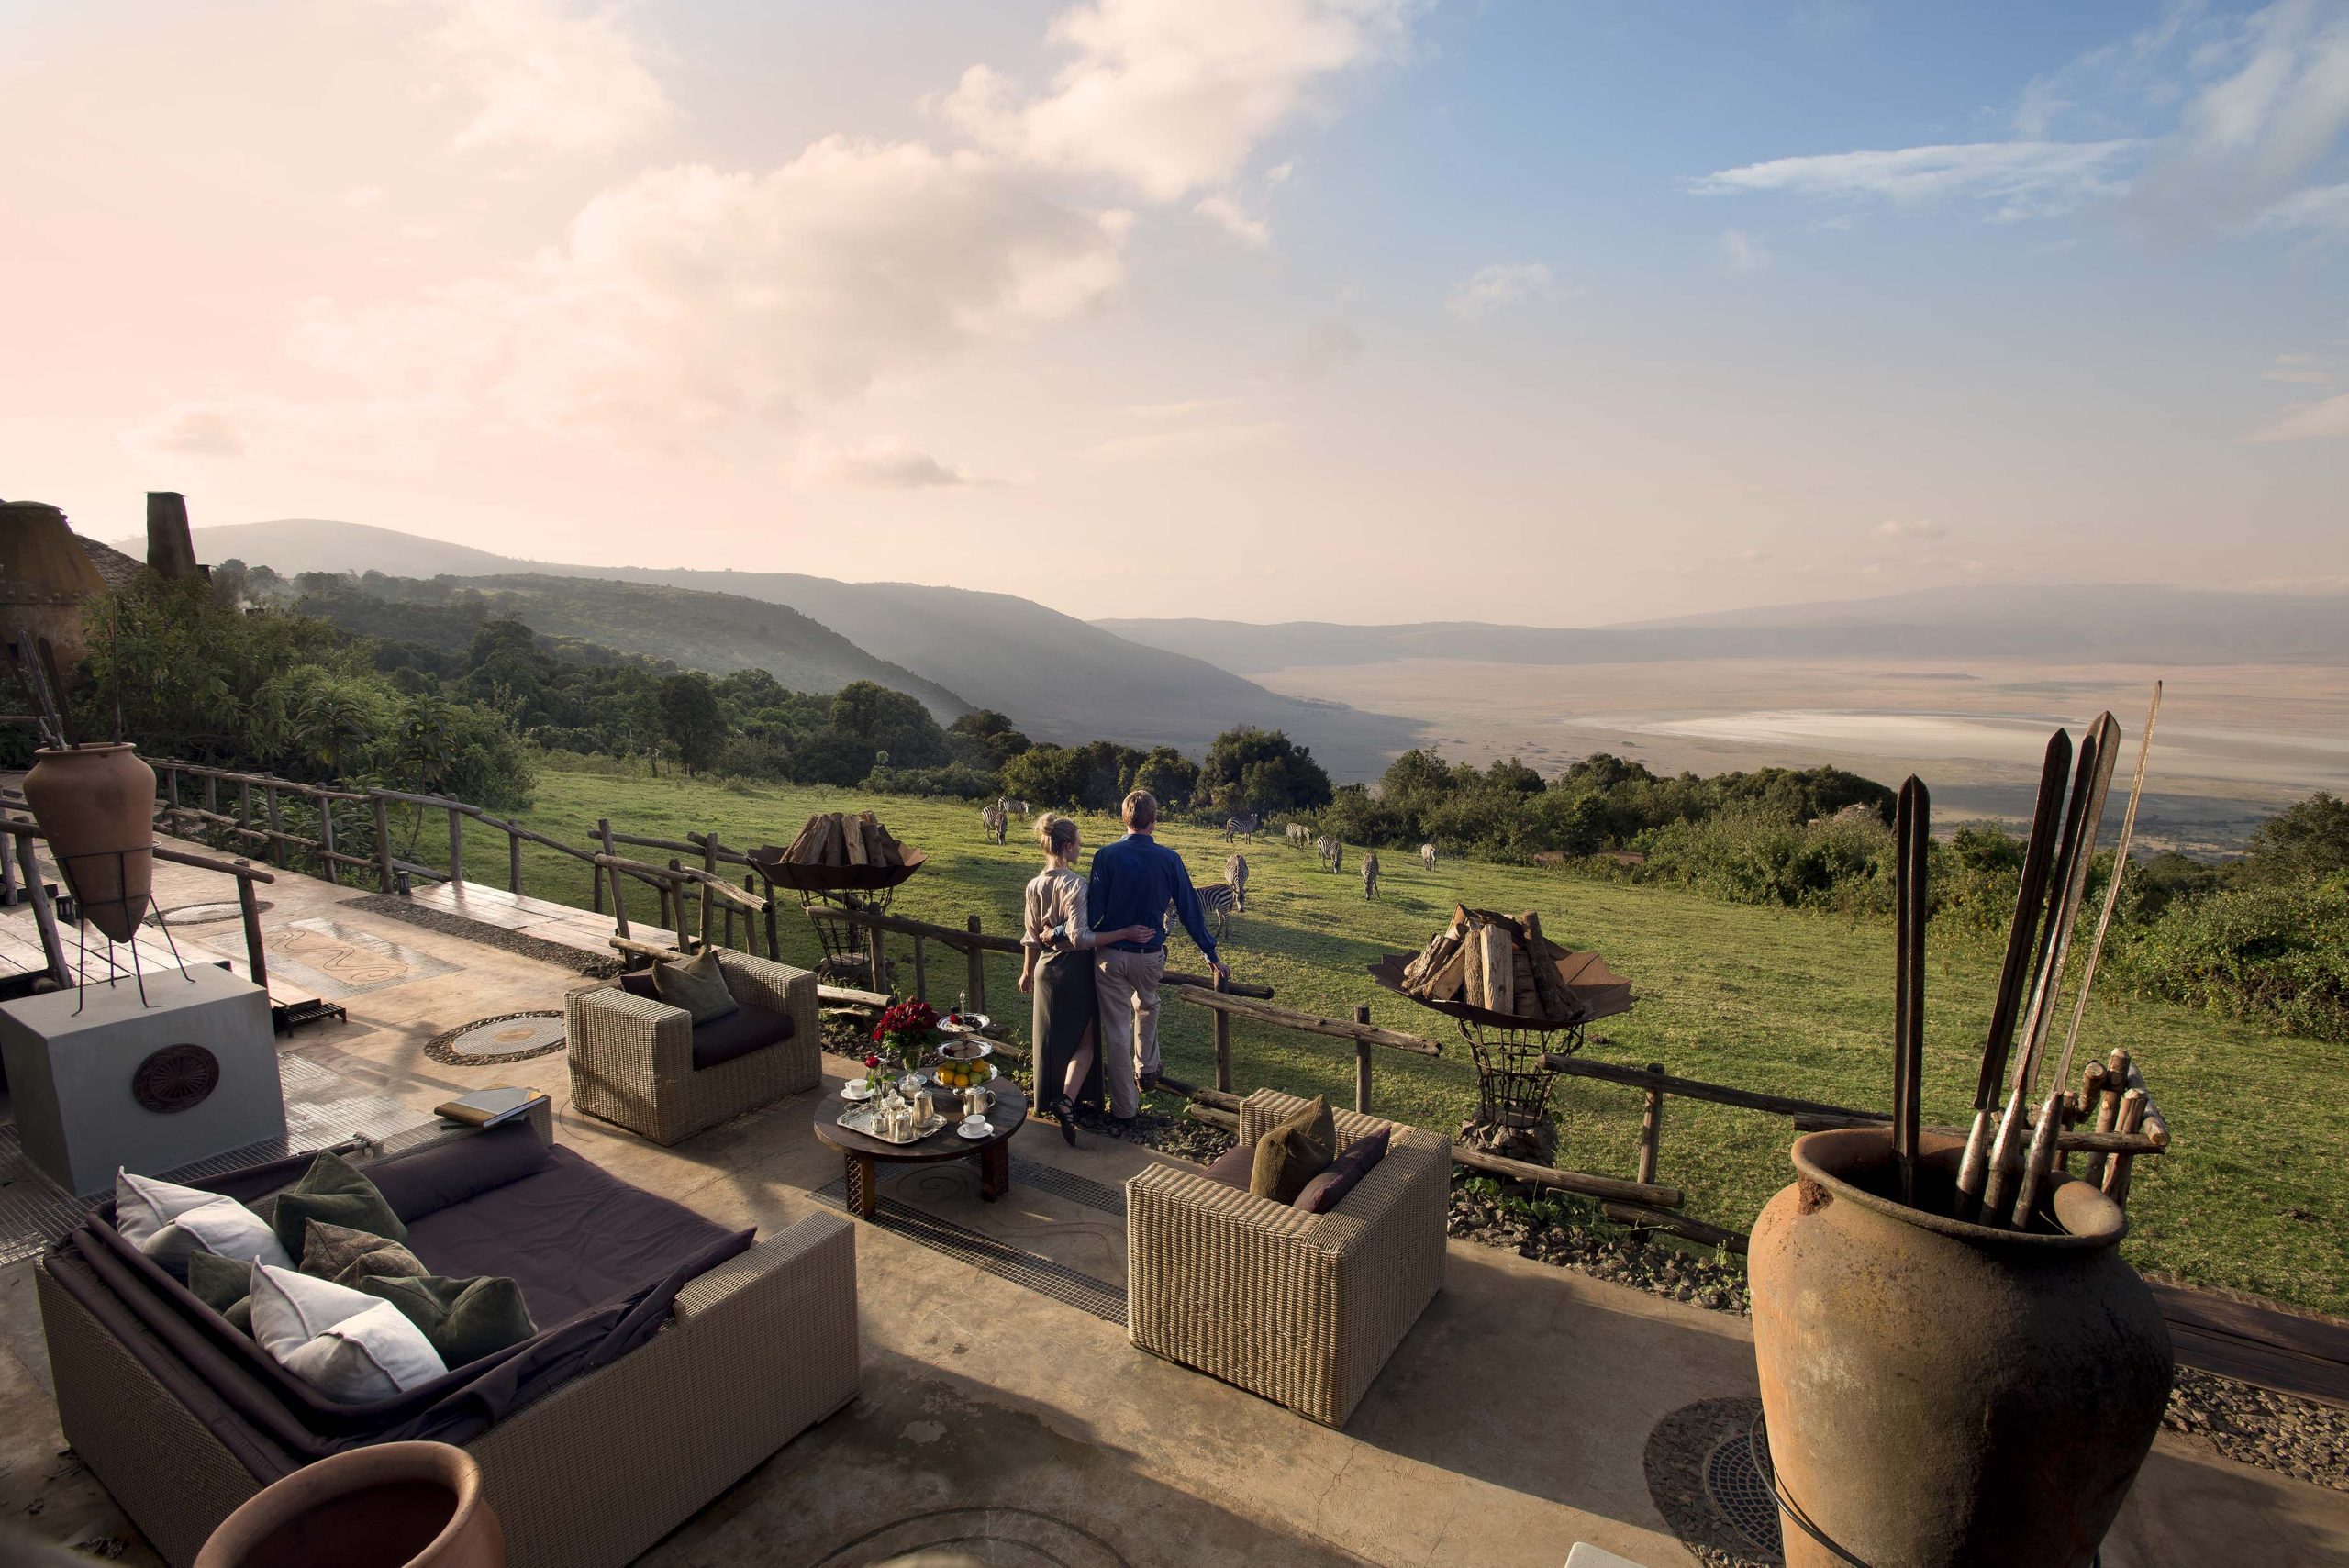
(195, 1440), (503, 1568)
(22, 741), (156, 941)
(1749, 1128), (2171, 1568)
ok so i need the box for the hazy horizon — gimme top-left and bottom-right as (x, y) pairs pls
(9, 1), (2347, 624)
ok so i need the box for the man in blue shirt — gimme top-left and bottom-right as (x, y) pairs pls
(1088, 790), (1229, 1119)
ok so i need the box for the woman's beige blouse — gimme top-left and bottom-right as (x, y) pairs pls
(1023, 866), (1095, 950)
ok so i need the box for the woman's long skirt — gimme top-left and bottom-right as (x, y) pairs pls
(1033, 949), (1106, 1111)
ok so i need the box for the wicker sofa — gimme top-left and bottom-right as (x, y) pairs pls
(1126, 1089), (1449, 1427)
(567, 950), (819, 1145)
(35, 1105), (860, 1568)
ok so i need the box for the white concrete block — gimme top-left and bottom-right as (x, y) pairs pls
(1564, 1545), (1650, 1568)
(2, 965), (285, 1195)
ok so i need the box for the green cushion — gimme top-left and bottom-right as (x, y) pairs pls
(185, 1249), (254, 1333)
(359, 1273), (538, 1368)
(651, 949), (738, 1025)
(1249, 1095), (1337, 1204)
(301, 1219), (429, 1288)
(270, 1151), (406, 1261)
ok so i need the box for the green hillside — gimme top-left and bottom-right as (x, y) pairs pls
(406, 760), (2349, 1317)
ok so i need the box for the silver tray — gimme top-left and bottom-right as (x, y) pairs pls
(836, 1103), (949, 1145)
(920, 1062), (999, 1085)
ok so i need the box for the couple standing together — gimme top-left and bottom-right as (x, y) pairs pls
(1017, 790), (1229, 1144)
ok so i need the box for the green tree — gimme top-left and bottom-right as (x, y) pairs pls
(828, 680), (950, 768)
(2243, 793), (2349, 883)
(657, 673), (728, 776)
(947, 709), (1030, 771)
(1200, 727), (1333, 816)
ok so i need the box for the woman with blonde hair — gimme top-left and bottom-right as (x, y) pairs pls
(1019, 812), (1152, 1144)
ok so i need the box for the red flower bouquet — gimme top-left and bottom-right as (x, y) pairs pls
(872, 1000), (941, 1072)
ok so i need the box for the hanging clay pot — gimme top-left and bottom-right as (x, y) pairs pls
(1750, 1128), (2171, 1568)
(195, 1440), (504, 1568)
(21, 741), (156, 942)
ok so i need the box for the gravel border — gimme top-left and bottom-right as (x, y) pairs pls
(2165, 1366), (2348, 1490)
(344, 894), (622, 977)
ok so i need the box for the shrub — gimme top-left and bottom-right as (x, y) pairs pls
(2110, 873), (2349, 1043)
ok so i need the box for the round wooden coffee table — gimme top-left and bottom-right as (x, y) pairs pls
(812, 1082), (1030, 1219)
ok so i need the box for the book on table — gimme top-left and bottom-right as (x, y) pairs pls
(434, 1085), (547, 1129)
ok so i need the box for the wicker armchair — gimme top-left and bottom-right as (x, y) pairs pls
(567, 951), (819, 1145)
(1127, 1089), (1450, 1427)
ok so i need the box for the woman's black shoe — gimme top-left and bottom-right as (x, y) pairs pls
(1052, 1096), (1079, 1146)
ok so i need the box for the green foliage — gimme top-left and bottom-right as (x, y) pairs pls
(1199, 726), (1334, 816)
(2113, 873), (2349, 1043)
(657, 673), (728, 775)
(946, 709), (1031, 771)
(1635, 805), (1897, 913)
(1001, 739), (1145, 811)
(2241, 792), (2349, 884)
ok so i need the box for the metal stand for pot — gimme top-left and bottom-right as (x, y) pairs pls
(60, 845), (193, 1013)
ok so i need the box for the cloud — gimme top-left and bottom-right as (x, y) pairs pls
(1735, 547), (1772, 562)
(1193, 193), (1271, 245)
(1721, 229), (1771, 271)
(2263, 351), (2333, 383)
(1285, 317), (1363, 378)
(340, 185), (386, 210)
(290, 139), (1133, 444)
(1691, 140), (2141, 218)
(796, 436), (984, 489)
(1445, 261), (1560, 321)
(2246, 390), (2349, 442)
(1873, 518), (1945, 539)
(1086, 420), (1286, 462)
(419, 0), (673, 159)
(2258, 180), (2349, 236)
(125, 404), (247, 457)
(939, 0), (1419, 202)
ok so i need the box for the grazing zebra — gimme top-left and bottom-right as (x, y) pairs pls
(1169, 883), (1238, 942)
(1286, 821), (1313, 848)
(1223, 812), (1258, 842)
(1361, 851), (1380, 900)
(1531, 850), (1566, 868)
(979, 799), (1008, 844)
(1420, 841), (1439, 872)
(1315, 834), (1343, 873)
(1005, 798), (1030, 816)
(1225, 853), (1248, 912)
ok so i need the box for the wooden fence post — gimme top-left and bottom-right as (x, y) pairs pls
(1212, 979), (1231, 1094)
(965, 915), (985, 1014)
(447, 806), (463, 887)
(373, 795), (395, 894)
(607, 860), (632, 940)
(1353, 1004), (1374, 1115)
(1, 830), (18, 906)
(237, 779), (251, 854)
(1638, 1063), (1666, 1186)
(508, 829), (523, 895)
(21, 843), (69, 982)
(665, 859), (685, 947)
(763, 879), (780, 959)
(264, 785), (285, 869)
(317, 801), (337, 884)
(206, 773), (218, 817)
(591, 819), (608, 913)
(913, 934), (928, 1001)
(236, 862), (269, 994)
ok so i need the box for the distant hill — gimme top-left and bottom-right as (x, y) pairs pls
(306, 572), (971, 719)
(1101, 583), (2349, 673)
(160, 518), (1419, 776)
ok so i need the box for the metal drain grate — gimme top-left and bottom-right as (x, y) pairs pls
(1007, 1157), (1126, 1216)
(811, 1176), (1128, 1324)
(1706, 1409), (1783, 1558)
(1642, 1396), (1784, 1568)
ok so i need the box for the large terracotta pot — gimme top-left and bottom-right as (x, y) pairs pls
(1750, 1128), (2170, 1568)
(22, 741), (156, 942)
(195, 1441), (503, 1568)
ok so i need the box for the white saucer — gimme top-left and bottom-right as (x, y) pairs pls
(841, 1081), (876, 1102)
(956, 1117), (994, 1140)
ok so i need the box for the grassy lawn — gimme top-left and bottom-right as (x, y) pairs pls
(404, 762), (2349, 1317)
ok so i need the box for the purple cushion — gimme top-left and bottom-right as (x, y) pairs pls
(1199, 1141), (1256, 1191)
(363, 1122), (556, 1223)
(1295, 1128), (1391, 1214)
(688, 1001), (793, 1071)
(618, 970), (660, 1001)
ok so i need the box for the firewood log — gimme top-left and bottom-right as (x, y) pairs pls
(859, 814), (885, 866)
(1520, 911), (1574, 1024)
(818, 814), (846, 866)
(785, 814), (824, 862)
(1476, 924), (1514, 1013)
(842, 812), (869, 866)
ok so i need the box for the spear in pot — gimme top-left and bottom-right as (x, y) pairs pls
(1892, 776), (1929, 1207)
(2047, 682), (2163, 1097)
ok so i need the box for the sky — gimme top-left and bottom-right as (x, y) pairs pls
(4, 0), (2345, 625)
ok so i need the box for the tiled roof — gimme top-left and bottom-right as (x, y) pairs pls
(73, 535), (145, 591)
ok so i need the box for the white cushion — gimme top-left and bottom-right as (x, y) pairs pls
(115, 1171), (291, 1276)
(251, 1265), (445, 1401)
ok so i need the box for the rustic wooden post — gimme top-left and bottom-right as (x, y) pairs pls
(447, 806), (463, 886)
(165, 765), (180, 812)
(317, 800), (337, 884)
(762, 876), (779, 959)
(2103, 1089), (2148, 1209)
(206, 773), (218, 817)
(264, 785), (285, 868)
(1353, 1004), (1374, 1115)
(1, 829), (18, 906)
(1637, 1062), (1666, 1186)
(2082, 1049), (2129, 1189)
(21, 841), (69, 982)
(965, 915), (986, 1014)
(1212, 972), (1232, 1094)
(664, 859), (685, 947)
(870, 911), (887, 996)
(236, 862), (269, 994)
(238, 778), (251, 846)
(607, 859), (632, 939)
(913, 934), (928, 1001)
(373, 795), (395, 893)
(504, 828), (520, 895)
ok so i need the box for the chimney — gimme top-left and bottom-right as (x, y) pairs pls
(146, 491), (201, 579)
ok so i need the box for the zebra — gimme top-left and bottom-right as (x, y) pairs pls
(1169, 883), (1238, 942)
(1223, 812), (1258, 842)
(1225, 852), (1248, 912)
(1420, 841), (1439, 872)
(1315, 834), (1343, 873)
(1005, 798), (1030, 816)
(1286, 821), (1312, 848)
(1361, 851), (1380, 900)
(979, 799), (1008, 844)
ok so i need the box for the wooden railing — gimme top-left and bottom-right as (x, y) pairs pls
(0, 807), (277, 989)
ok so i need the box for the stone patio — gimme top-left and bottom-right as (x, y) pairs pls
(4, 844), (2346, 1567)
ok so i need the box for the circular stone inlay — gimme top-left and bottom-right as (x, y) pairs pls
(133, 1044), (221, 1114)
(812, 1507), (1129, 1568)
(424, 1011), (568, 1066)
(1642, 1396), (1784, 1568)
(150, 900), (273, 927)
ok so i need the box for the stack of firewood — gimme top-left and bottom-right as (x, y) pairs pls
(1399, 906), (1577, 1024)
(779, 810), (909, 868)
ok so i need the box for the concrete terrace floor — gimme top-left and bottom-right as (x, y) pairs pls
(3, 844), (2346, 1567)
